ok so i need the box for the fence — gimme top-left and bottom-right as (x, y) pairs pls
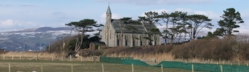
(0, 61), (191, 72)
(100, 56), (249, 72)
(2, 55), (249, 72)
(0, 55), (99, 62)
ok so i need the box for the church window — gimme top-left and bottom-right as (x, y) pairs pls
(125, 40), (128, 46)
(125, 35), (128, 46)
(110, 32), (111, 39)
(154, 36), (157, 45)
(117, 39), (119, 46)
(140, 36), (142, 46)
(140, 40), (142, 46)
(133, 40), (135, 47)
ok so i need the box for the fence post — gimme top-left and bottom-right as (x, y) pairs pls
(247, 63), (248, 66)
(52, 56), (54, 61)
(41, 63), (43, 72)
(36, 55), (38, 60)
(8, 63), (11, 72)
(62, 56), (64, 61)
(71, 64), (74, 72)
(3, 55), (5, 60)
(132, 64), (134, 72)
(220, 65), (223, 72)
(70, 55), (72, 61)
(92, 56), (94, 61)
(12, 56), (14, 60)
(81, 56), (82, 62)
(161, 64), (163, 72)
(192, 64), (194, 72)
(238, 60), (240, 65)
(20, 55), (22, 60)
(102, 63), (104, 72)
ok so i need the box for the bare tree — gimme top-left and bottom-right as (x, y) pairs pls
(187, 14), (213, 40)
(65, 19), (97, 51)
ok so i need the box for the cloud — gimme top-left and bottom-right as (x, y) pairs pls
(0, 4), (37, 8)
(20, 5), (37, 7)
(0, 19), (39, 30)
(141, 8), (220, 20)
(0, 19), (15, 27)
(51, 12), (70, 21)
(96, 0), (212, 5)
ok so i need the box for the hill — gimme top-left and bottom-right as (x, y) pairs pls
(0, 27), (72, 51)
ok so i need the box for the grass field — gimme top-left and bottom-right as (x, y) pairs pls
(0, 60), (196, 72)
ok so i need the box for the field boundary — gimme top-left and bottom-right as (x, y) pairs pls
(100, 56), (249, 72)
(0, 55), (99, 62)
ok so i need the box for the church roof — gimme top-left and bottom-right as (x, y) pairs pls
(110, 19), (159, 34)
(106, 6), (111, 14)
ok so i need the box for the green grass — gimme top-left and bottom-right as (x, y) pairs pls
(0, 60), (196, 72)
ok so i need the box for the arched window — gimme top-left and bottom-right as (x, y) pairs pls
(117, 39), (119, 46)
(106, 33), (107, 40)
(125, 35), (128, 46)
(154, 36), (157, 45)
(125, 40), (128, 46)
(110, 32), (111, 39)
(132, 40), (135, 47)
(140, 40), (142, 46)
(140, 36), (142, 46)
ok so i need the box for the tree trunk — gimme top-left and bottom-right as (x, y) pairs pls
(184, 33), (187, 43)
(165, 21), (168, 45)
(193, 28), (196, 40)
(178, 33), (182, 43)
(164, 37), (167, 45)
(170, 35), (174, 45)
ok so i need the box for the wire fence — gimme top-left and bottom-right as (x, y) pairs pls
(0, 55), (99, 62)
(2, 55), (249, 72)
(0, 62), (193, 72)
(100, 56), (249, 72)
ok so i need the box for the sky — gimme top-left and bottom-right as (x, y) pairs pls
(0, 0), (248, 34)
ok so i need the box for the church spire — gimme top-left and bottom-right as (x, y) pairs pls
(106, 5), (112, 23)
(106, 5), (112, 14)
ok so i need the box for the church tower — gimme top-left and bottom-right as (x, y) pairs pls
(105, 5), (112, 47)
(106, 5), (112, 24)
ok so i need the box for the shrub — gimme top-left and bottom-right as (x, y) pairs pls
(104, 35), (249, 61)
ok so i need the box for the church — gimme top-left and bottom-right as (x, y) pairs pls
(101, 6), (161, 47)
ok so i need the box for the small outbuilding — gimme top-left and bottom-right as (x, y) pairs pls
(89, 42), (106, 50)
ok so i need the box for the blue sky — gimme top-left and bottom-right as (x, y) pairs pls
(0, 0), (248, 34)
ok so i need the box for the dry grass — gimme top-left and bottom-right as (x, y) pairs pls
(104, 35), (249, 64)
(1, 52), (65, 58)
(0, 52), (98, 61)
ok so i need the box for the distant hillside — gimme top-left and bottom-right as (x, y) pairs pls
(35, 27), (71, 32)
(0, 27), (71, 51)
(5, 27), (71, 33)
